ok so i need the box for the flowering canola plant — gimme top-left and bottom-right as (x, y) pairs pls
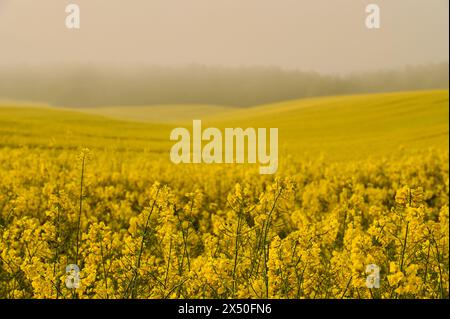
(0, 145), (447, 299)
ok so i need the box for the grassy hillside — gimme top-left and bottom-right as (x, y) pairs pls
(0, 106), (172, 155)
(0, 90), (448, 161)
(78, 104), (236, 124)
(210, 90), (449, 160)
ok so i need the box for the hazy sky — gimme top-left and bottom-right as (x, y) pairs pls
(0, 0), (448, 73)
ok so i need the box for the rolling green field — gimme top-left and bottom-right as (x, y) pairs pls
(0, 90), (448, 161)
(77, 104), (237, 124)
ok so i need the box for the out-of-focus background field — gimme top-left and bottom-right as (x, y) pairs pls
(1, 89), (448, 161)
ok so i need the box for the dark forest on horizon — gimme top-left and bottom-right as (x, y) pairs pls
(0, 63), (448, 107)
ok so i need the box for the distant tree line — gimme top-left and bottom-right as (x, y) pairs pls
(0, 63), (448, 107)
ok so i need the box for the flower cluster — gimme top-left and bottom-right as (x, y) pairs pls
(0, 147), (448, 299)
